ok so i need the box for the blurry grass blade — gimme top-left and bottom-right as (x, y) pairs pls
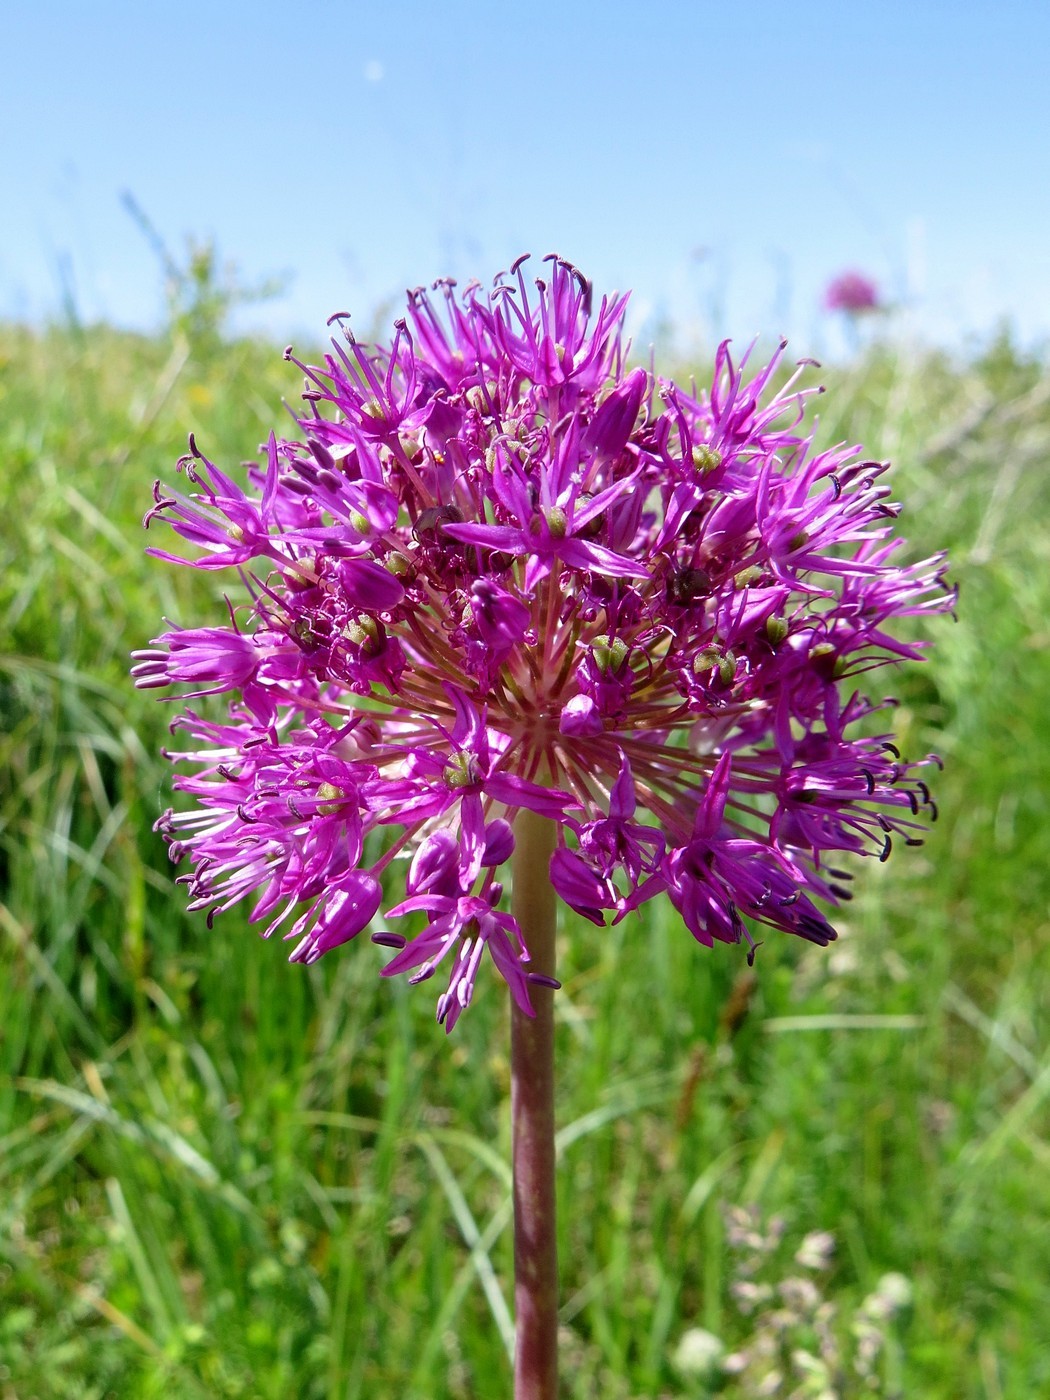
(556, 1070), (678, 1155)
(415, 1132), (514, 1360)
(0, 902), (102, 1049)
(0, 1117), (95, 1229)
(16, 1077), (256, 1214)
(942, 980), (1040, 1079)
(410, 1197), (514, 1390)
(105, 1176), (180, 1342)
(419, 1126), (513, 1190)
(741, 1128), (786, 1205)
(680, 1144), (743, 1226)
(961, 1058), (1050, 1179)
(762, 1014), (925, 1032)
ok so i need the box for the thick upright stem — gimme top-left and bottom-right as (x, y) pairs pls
(511, 806), (558, 1400)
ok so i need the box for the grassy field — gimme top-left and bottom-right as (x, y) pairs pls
(0, 297), (1047, 1399)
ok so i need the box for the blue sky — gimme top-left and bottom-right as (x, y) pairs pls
(3, 1), (1048, 355)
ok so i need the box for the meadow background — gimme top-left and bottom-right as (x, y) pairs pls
(0, 236), (1048, 1400)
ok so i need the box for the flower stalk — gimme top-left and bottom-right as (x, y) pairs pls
(511, 806), (559, 1399)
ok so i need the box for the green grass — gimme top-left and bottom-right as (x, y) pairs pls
(1, 309), (1048, 1398)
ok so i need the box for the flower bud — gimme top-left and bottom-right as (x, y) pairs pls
(408, 829), (461, 896)
(288, 874), (382, 964)
(591, 634), (629, 674)
(810, 641), (846, 678)
(385, 551), (415, 580)
(345, 616), (380, 652)
(734, 564), (764, 588)
(559, 695), (603, 737)
(470, 579), (530, 650)
(583, 366), (647, 459)
(550, 847), (612, 925)
(292, 616), (326, 648)
(316, 782), (346, 816)
(544, 506), (568, 539)
(693, 644), (723, 673)
(442, 752), (479, 790)
(337, 558), (405, 611)
(398, 429), (422, 459)
(482, 819), (515, 866)
(691, 444), (722, 474)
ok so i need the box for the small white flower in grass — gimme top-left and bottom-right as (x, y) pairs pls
(672, 1326), (725, 1381)
(795, 1228), (836, 1270)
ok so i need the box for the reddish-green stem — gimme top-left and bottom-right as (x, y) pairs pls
(511, 806), (558, 1399)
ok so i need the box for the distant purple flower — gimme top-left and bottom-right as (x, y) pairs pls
(824, 270), (881, 314)
(138, 254), (952, 1029)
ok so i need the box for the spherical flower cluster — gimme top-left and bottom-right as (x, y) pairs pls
(135, 255), (951, 1030)
(823, 270), (881, 315)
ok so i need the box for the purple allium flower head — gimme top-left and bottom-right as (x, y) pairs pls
(824, 270), (881, 314)
(137, 254), (952, 1029)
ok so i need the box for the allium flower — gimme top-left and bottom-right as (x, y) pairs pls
(823, 270), (881, 314)
(136, 254), (952, 1030)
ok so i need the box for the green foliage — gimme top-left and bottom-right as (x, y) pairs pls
(121, 193), (290, 356)
(0, 310), (1047, 1398)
